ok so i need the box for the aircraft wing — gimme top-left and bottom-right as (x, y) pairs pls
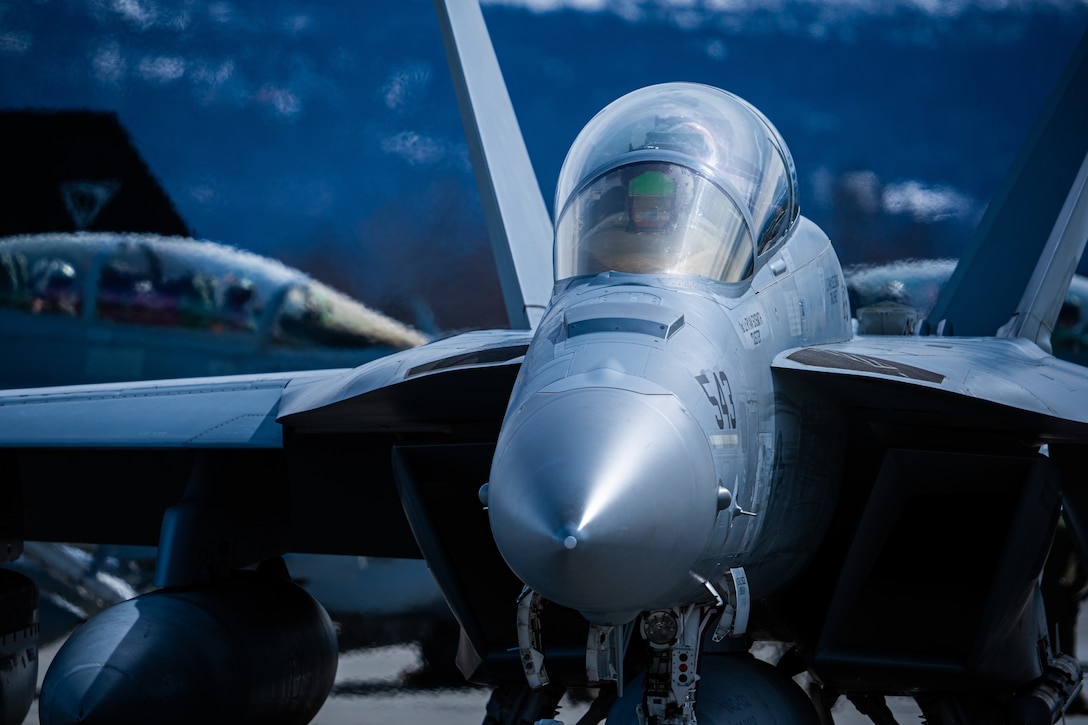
(0, 329), (531, 560)
(772, 335), (1088, 440)
(0, 371), (315, 449)
(278, 328), (531, 432)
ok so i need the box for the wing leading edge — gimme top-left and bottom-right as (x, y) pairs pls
(772, 336), (1088, 441)
(278, 328), (532, 432)
(0, 372), (308, 449)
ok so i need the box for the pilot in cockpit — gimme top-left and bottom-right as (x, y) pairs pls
(553, 83), (798, 286)
(576, 159), (717, 276)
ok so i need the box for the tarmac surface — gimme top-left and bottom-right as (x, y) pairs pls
(19, 616), (1088, 724)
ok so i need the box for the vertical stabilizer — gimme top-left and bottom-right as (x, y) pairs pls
(927, 28), (1088, 344)
(434, 0), (553, 330)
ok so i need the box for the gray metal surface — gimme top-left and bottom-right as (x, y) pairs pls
(0, 371), (314, 448)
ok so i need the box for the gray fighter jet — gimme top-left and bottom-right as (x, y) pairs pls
(0, 3), (1085, 725)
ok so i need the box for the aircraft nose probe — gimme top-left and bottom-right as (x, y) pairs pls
(487, 384), (717, 623)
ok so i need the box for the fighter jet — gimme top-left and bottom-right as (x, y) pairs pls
(0, 3), (1085, 725)
(0, 231), (429, 388)
(845, 259), (1088, 367)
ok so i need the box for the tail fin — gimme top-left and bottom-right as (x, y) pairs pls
(434, 0), (553, 330)
(926, 28), (1088, 347)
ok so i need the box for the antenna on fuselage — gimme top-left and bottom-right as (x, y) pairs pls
(434, 0), (553, 331)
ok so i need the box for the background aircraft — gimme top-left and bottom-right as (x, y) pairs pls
(0, 111), (461, 690)
(0, 1), (1083, 722)
(845, 259), (1088, 366)
(0, 108), (428, 388)
(0, 230), (429, 388)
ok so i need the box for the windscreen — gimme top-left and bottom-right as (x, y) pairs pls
(555, 162), (753, 281)
(553, 83), (798, 282)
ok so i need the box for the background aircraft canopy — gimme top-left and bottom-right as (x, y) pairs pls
(0, 232), (427, 351)
(553, 82), (798, 283)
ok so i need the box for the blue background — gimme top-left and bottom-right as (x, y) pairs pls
(2, 0), (1086, 332)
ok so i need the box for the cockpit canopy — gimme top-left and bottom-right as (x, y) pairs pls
(0, 232), (428, 351)
(554, 83), (798, 283)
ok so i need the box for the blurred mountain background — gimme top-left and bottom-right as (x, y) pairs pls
(1, 0), (1086, 333)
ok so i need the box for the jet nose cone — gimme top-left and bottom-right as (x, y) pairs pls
(488, 386), (716, 620)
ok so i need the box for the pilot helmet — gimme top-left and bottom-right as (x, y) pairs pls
(553, 82), (798, 283)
